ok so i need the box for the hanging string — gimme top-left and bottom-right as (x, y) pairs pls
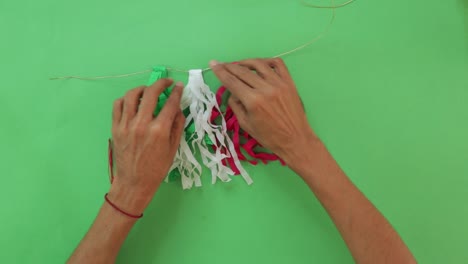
(49, 69), (153, 81)
(49, 68), (193, 81)
(273, 0), (339, 58)
(300, 0), (355, 9)
(49, 0), (354, 81)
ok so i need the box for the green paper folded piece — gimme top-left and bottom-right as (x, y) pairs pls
(147, 66), (168, 85)
(147, 66), (171, 116)
(147, 66), (178, 180)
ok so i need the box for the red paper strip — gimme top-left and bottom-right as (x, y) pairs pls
(210, 86), (285, 175)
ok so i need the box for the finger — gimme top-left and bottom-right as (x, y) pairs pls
(228, 95), (247, 115)
(171, 111), (186, 144)
(138, 78), (174, 120)
(121, 86), (145, 125)
(265, 58), (294, 82)
(154, 82), (184, 126)
(225, 63), (270, 89)
(237, 59), (279, 81)
(300, 97), (306, 112)
(228, 96), (250, 130)
(112, 98), (123, 126)
(210, 60), (254, 103)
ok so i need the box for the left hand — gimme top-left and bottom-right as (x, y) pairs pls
(108, 79), (185, 216)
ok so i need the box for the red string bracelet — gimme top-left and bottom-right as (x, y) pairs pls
(104, 193), (143, 219)
(108, 139), (114, 184)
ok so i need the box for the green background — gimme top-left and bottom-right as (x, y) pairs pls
(1, 0), (467, 263)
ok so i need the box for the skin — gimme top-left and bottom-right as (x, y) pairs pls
(68, 59), (417, 264)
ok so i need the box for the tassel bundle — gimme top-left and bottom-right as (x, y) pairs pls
(211, 86), (285, 176)
(182, 70), (252, 187)
(149, 67), (252, 189)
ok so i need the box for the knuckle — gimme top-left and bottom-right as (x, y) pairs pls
(130, 123), (146, 137)
(222, 72), (238, 85)
(236, 65), (250, 74)
(242, 59), (255, 65)
(125, 90), (135, 99)
(151, 78), (173, 90)
(111, 127), (118, 137)
(178, 112), (186, 122)
(274, 58), (284, 65)
(125, 86), (144, 98)
(257, 58), (269, 66)
(228, 96), (241, 105)
(213, 64), (227, 74)
(225, 63), (236, 71)
(113, 98), (122, 108)
(111, 124), (120, 134)
(247, 95), (263, 111)
(170, 87), (183, 98)
(245, 59), (261, 67)
(150, 123), (163, 134)
(117, 127), (129, 138)
(156, 78), (171, 86)
(126, 88), (137, 96)
(266, 89), (280, 99)
(240, 66), (252, 73)
(164, 102), (178, 113)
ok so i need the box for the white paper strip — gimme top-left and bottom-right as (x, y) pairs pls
(179, 69), (253, 187)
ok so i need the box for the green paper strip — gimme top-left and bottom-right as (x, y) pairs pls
(186, 122), (213, 145)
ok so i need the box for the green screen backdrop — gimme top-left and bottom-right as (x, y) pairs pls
(1, 0), (467, 263)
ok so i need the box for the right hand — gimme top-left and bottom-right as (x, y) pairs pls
(210, 58), (319, 167)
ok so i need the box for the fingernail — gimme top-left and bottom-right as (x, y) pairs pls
(175, 81), (184, 87)
(209, 60), (220, 68)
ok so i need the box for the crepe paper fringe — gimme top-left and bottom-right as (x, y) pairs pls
(181, 70), (253, 188)
(211, 86), (286, 175)
(169, 133), (203, 189)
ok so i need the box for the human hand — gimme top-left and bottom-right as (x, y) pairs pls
(108, 79), (185, 215)
(210, 58), (319, 167)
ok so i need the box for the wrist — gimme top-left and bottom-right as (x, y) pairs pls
(281, 129), (322, 169)
(282, 132), (340, 181)
(107, 183), (154, 216)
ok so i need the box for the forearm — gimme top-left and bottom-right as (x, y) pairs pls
(289, 138), (416, 264)
(68, 201), (137, 264)
(68, 80), (188, 263)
